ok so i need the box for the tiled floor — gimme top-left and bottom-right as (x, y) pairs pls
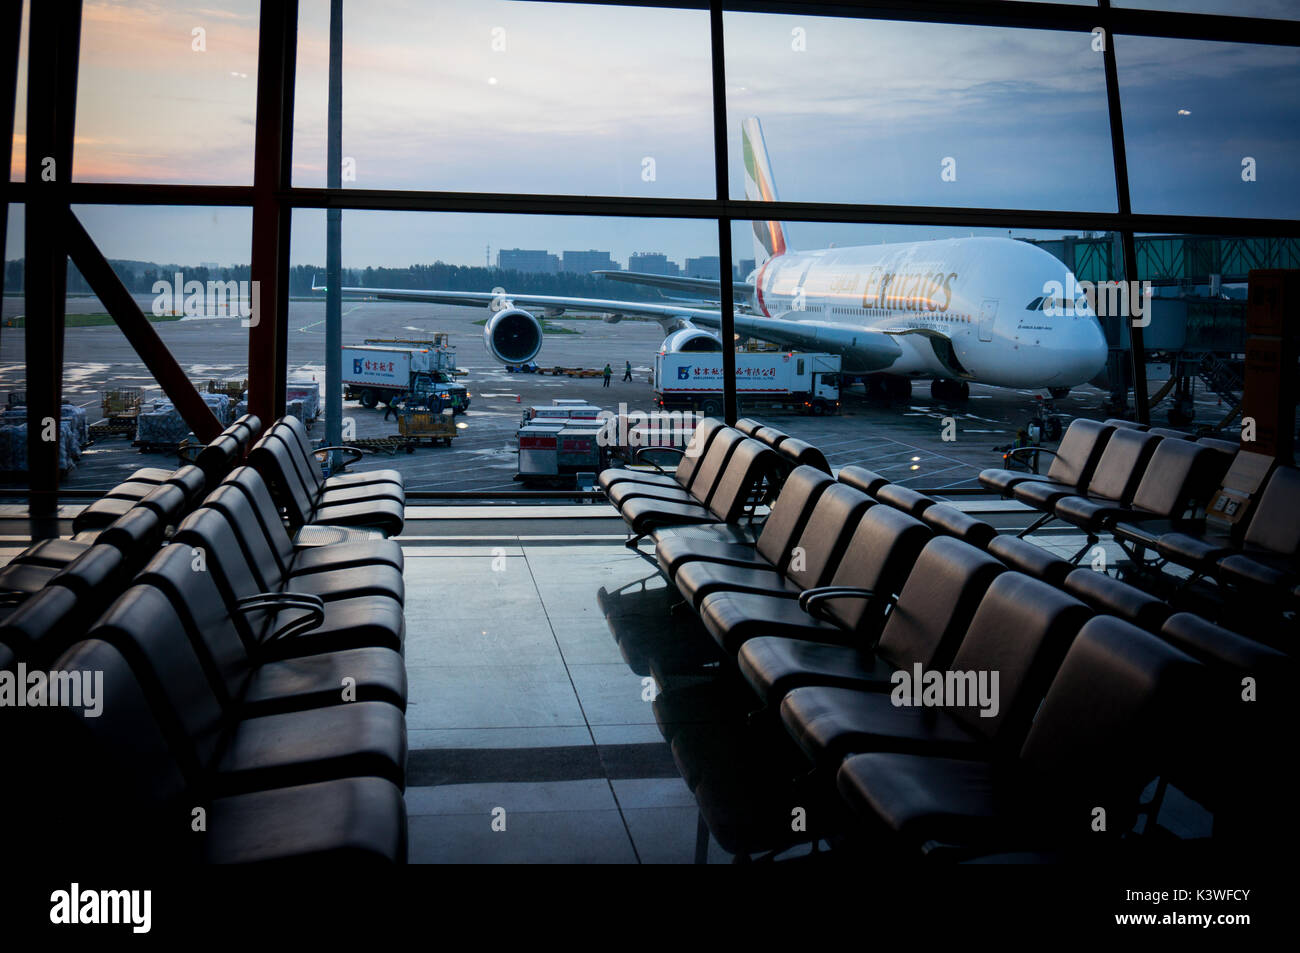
(400, 542), (751, 863)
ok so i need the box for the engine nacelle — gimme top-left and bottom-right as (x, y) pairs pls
(660, 328), (722, 353)
(483, 307), (543, 364)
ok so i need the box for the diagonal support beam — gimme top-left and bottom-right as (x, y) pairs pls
(65, 211), (222, 442)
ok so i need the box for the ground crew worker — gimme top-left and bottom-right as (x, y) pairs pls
(623, 360), (633, 381)
(603, 363), (612, 388)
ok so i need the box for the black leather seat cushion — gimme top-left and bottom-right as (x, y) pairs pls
(699, 589), (842, 655)
(241, 647), (408, 717)
(738, 637), (894, 706)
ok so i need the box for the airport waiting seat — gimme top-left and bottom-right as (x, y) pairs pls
(276, 415), (405, 496)
(1012, 429), (1162, 537)
(72, 467), (202, 534)
(778, 572), (1091, 770)
(605, 427), (744, 509)
(222, 466), (404, 574)
(172, 507), (405, 661)
(837, 466), (890, 498)
(835, 617), (1205, 854)
(751, 426), (789, 450)
(696, 502), (931, 656)
(1154, 464), (1296, 579)
(1197, 436), (1240, 456)
(31, 638), (406, 864)
(673, 482), (872, 611)
(617, 438), (779, 543)
(733, 418), (763, 438)
(202, 483), (405, 604)
(136, 543), (406, 717)
(248, 430), (404, 537)
(978, 418), (1114, 498)
(87, 583), (406, 796)
(736, 536), (1005, 710)
(1061, 568), (1173, 632)
(1052, 437), (1224, 559)
(597, 417), (726, 494)
(653, 466), (833, 580)
(1210, 466), (1300, 596)
(1104, 418), (1148, 431)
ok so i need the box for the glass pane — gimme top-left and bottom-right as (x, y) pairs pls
(727, 219), (1125, 489)
(292, 0), (715, 196)
(1118, 36), (1300, 218)
(7, 0), (28, 181)
(72, 1), (259, 183)
(1114, 1), (1300, 18)
(724, 12), (1117, 211)
(289, 209), (720, 491)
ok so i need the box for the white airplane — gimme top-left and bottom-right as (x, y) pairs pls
(320, 117), (1108, 400)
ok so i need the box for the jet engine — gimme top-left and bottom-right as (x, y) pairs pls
(660, 328), (722, 353)
(483, 307), (543, 364)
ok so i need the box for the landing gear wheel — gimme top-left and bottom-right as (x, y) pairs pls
(359, 389), (378, 409)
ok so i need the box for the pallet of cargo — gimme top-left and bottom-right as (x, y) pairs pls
(396, 408), (457, 449)
(101, 387), (143, 421)
(341, 436), (408, 456)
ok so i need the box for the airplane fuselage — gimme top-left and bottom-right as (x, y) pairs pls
(747, 236), (1108, 388)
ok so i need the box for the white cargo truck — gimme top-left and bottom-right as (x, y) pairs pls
(342, 344), (469, 412)
(654, 350), (841, 417)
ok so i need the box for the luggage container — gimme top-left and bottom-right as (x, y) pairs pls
(518, 422), (565, 479)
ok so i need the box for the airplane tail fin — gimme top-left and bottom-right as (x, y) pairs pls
(741, 117), (789, 267)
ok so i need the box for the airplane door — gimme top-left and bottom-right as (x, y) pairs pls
(978, 298), (997, 342)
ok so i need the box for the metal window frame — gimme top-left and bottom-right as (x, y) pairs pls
(5, 0), (1299, 503)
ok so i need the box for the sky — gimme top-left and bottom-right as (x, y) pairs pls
(6, 0), (1300, 269)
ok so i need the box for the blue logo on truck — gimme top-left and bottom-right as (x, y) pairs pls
(353, 358), (364, 374)
(677, 365), (690, 380)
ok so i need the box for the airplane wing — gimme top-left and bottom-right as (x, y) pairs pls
(323, 284), (902, 372)
(591, 270), (754, 300)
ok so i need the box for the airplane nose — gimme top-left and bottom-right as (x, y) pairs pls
(1067, 318), (1108, 383)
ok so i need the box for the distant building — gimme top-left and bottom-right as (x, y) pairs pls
(737, 258), (756, 279)
(497, 248), (559, 273)
(627, 252), (679, 277)
(561, 250), (618, 275)
(684, 256), (721, 280)
(200, 261), (221, 271)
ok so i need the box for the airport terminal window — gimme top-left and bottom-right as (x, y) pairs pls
(6, 0), (27, 181)
(289, 207), (720, 490)
(70, 0), (259, 184)
(1117, 35), (1300, 219)
(1113, 0), (1300, 18)
(291, 0), (715, 196)
(723, 12), (1117, 211)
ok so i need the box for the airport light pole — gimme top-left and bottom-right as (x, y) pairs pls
(325, 0), (343, 471)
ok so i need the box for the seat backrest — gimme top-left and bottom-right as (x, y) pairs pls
(821, 505), (933, 634)
(945, 572), (1092, 746)
(987, 535), (1072, 586)
(49, 543), (128, 604)
(1147, 427), (1190, 440)
(672, 417), (725, 492)
(733, 418), (763, 437)
(247, 431), (317, 524)
(0, 584), (82, 664)
(138, 482), (190, 527)
(194, 435), (240, 488)
(137, 543), (257, 704)
(1196, 436), (1239, 457)
(199, 487), (290, 592)
(920, 503), (998, 548)
(752, 426), (788, 450)
(270, 423), (328, 494)
(40, 639), (195, 857)
(837, 466), (889, 498)
(786, 484), (874, 590)
(230, 413), (261, 451)
(1062, 569), (1172, 632)
(684, 428), (745, 508)
(1104, 418), (1147, 431)
(876, 536), (1006, 671)
(166, 464), (210, 505)
(1242, 465), (1300, 555)
(875, 484), (935, 518)
(1020, 617), (1205, 801)
(172, 508), (270, 612)
(1083, 429), (1162, 503)
(1044, 419), (1115, 487)
(776, 438), (831, 475)
(95, 506), (166, 562)
(221, 465), (296, 572)
(1127, 438), (1218, 517)
(705, 438), (780, 523)
(89, 585), (230, 780)
(755, 466), (835, 569)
